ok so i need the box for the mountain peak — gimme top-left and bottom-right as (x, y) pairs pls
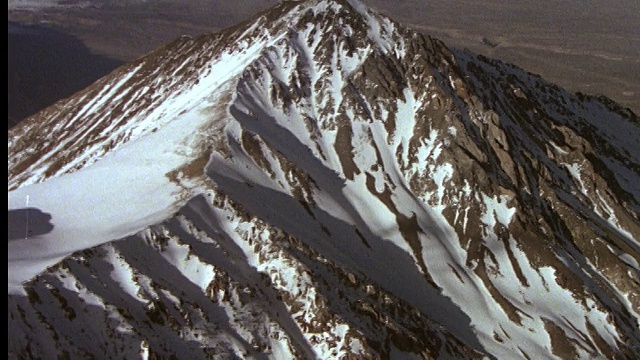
(8, 0), (640, 358)
(7, 0), (404, 190)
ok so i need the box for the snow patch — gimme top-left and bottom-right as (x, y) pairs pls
(564, 162), (588, 195)
(104, 244), (148, 304)
(480, 193), (516, 228)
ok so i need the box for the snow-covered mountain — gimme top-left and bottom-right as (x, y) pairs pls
(8, 0), (640, 358)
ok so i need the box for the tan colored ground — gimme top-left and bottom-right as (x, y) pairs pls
(8, 0), (639, 114)
(366, 0), (640, 114)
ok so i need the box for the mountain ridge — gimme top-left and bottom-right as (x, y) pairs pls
(8, 0), (640, 358)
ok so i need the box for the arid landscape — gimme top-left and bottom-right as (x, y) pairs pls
(8, 0), (640, 125)
(367, 0), (640, 115)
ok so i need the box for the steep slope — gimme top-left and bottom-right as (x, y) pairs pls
(8, 0), (640, 359)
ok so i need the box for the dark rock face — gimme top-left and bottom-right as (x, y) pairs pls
(8, 1), (640, 359)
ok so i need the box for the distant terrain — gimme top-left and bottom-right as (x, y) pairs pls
(7, 0), (640, 124)
(366, 0), (640, 116)
(8, 21), (122, 128)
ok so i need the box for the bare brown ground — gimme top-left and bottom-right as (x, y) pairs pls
(365, 0), (640, 114)
(7, 0), (639, 118)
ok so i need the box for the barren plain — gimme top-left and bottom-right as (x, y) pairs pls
(8, 0), (639, 121)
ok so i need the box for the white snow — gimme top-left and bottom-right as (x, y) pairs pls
(619, 253), (640, 270)
(9, 81), (236, 295)
(7, 10), (301, 293)
(605, 244), (640, 271)
(594, 189), (637, 245)
(8, 136), (186, 294)
(564, 162), (588, 195)
(345, 173), (415, 256)
(480, 193), (516, 228)
(346, 0), (395, 53)
(104, 244), (149, 304)
(162, 237), (216, 292)
(55, 266), (105, 308)
(430, 163), (453, 205)
(140, 341), (149, 360)
(312, 0), (343, 15)
(549, 141), (569, 155)
(393, 88), (419, 165)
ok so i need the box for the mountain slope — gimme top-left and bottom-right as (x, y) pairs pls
(8, 0), (640, 358)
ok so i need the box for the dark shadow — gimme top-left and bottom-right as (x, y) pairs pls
(8, 208), (54, 240)
(437, 47), (640, 351)
(9, 278), (144, 358)
(172, 197), (322, 359)
(198, 103), (489, 355)
(199, 173), (490, 356)
(8, 21), (123, 129)
(112, 236), (270, 359)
